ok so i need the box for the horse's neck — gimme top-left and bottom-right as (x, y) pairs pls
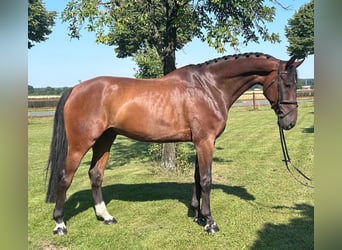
(207, 58), (277, 107)
(226, 76), (259, 105)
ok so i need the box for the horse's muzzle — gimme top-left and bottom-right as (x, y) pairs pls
(278, 113), (297, 130)
(275, 102), (298, 130)
(279, 119), (296, 130)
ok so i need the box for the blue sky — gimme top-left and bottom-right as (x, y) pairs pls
(28, 0), (314, 88)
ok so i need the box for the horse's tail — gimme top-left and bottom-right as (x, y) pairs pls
(45, 87), (73, 203)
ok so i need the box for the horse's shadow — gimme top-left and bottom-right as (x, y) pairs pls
(251, 203), (314, 249)
(64, 182), (255, 223)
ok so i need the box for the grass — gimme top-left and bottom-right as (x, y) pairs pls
(28, 103), (314, 249)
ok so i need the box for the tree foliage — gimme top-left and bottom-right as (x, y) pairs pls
(134, 46), (163, 79)
(285, 0), (314, 58)
(28, 0), (57, 49)
(62, 0), (281, 70)
(27, 85), (70, 95)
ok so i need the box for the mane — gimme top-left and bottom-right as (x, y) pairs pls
(197, 52), (277, 67)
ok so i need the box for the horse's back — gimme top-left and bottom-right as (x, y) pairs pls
(63, 76), (193, 142)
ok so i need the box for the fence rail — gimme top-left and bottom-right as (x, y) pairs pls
(28, 89), (314, 109)
(235, 89), (314, 110)
(28, 96), (61, 108)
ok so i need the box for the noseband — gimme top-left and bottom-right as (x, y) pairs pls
(263, 61), (298, 120)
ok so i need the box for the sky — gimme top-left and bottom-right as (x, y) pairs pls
(28, 0), (314, 88)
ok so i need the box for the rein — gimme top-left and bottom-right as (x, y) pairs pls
(279, 126), (314, 188)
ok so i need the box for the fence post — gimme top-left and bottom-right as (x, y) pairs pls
(253, 91), (256, 110)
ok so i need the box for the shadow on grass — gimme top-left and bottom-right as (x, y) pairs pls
(83, 139), (232, 168)
(82, 139), (153, 168)
(108, 139), (153, 167)
(64, 182), (254, 223)
(302, 126), (314, 133)
(251, 203), (314, 249)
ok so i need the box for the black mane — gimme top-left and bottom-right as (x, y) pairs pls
(197, 52), (276, 66)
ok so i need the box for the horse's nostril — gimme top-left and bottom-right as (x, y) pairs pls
(288, 122), (295, 130)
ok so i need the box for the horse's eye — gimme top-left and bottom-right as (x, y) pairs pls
(284, 81), (292, 87)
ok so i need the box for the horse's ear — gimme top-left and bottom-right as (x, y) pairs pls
(286, 56), (304, 69)
(293, 58), (305, 68)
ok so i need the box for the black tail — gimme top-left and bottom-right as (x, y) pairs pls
(46, 87), (73, 203)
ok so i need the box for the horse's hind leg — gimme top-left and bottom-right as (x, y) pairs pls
(89, 129), (117, 224)
(53, 149), (85, 235)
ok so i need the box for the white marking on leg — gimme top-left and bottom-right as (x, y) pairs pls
(204, 222), (217, 232)
(53, 221), (67, 235)
(95, 201), (113, 221)
(54, 221), (66, 231)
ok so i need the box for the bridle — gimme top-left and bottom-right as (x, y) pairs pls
(264, 60), (314, 188)
(263, 61), (298, 120)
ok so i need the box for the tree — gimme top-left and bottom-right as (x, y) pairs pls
(285, 0), (314, 58)
(28, 0), (57, 49)
(28, 85), (35, 95)
(133, 46), (163, 79)
(133, 46), (178, 170)
(62, 0), (282, 170)
(62, 0), (280, 69)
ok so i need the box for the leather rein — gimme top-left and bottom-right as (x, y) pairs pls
(264, 61), (314, 188)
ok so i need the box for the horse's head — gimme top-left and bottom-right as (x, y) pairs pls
(263, 56), (304, 130)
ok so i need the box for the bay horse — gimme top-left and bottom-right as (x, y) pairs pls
(46, 52), (303, 235)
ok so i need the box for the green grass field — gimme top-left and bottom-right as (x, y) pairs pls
(28, 103), (314, 249)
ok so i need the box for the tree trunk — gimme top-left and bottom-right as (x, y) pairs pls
(161, 0), (178, 171)
(162, 143), (176, 171)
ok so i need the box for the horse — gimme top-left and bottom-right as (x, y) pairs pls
(45, 52), (303, 235)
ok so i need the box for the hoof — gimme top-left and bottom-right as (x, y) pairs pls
(104, 218), (117, 225)
(193, 216), (206, 226)
(53, 227), (67, 235)
(96, 215), (117, 225)
(204, 223), (220, 234)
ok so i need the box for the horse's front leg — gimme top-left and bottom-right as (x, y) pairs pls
(194, 139), (219, 233)
(191, 154), (205, 225)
